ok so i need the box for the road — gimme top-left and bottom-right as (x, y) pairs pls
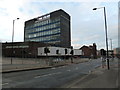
(2, 58), (102, 88)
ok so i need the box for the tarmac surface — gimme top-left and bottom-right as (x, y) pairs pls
(1, 57), (120, 89)
(2, 57), (89, 73)
(63, 58), (119, 88)
(2, 58), (101, 88)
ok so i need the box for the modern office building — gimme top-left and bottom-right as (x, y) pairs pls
(24, 9), (71, 48)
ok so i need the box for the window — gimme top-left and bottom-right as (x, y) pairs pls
(46, 20), (48, 24)
(34, 34), (36, 37)
(53, 24), (55, 28)
(28, 35), (31, 38)
(48, 19), (51, 23)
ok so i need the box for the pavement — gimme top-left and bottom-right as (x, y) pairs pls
(2, 58), (102, 88)
(2, 57), (119, 88)
(63, 59), (119, 88)
(2, 57), (89, 73)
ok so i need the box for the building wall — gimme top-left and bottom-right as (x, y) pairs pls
(80, 46), (91, 58)
(38, 46), (82, 56)
(2, 42), (50, 58)
(24, 9), (71, 48)
(80, 43), (97, 58)
(113, 48), (120, 58)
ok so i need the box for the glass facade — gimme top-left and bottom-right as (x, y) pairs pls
(24, 9), (71, 48)
(25, 17), (61, 44)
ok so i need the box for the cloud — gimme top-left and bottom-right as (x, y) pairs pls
(0, 0), (118, 50)
(72, 43), (82, 49)
(24, 0), (119, 2)
(72, 38), (81, 43)
(83, 35), (100, 41)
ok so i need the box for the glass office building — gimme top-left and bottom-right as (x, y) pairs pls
(24, 9), (71, 48)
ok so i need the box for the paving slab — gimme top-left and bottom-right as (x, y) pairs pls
(68, 64), (119, 88)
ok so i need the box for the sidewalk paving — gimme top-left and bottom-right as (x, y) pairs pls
(1, 58), (89, 73)
(65, 62), (119, 88)
(2, 64), (52, 73)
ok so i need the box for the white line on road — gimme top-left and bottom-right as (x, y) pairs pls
(51, 72), (62, 75)
(62, 66), (66, 68)
(67, 70), (71, 72)
(75, 67), (78, 70)
(51, 67), (56, 69)
(34, 72), (62, 78)
(2, 83), (9, 86)
(58, 66), (66, 68)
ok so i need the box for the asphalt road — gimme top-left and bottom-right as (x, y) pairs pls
(2, 59), (102, 88)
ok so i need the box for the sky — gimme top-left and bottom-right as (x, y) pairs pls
(0, 0), (119, 50)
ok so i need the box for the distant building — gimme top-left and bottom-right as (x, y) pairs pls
(80, 43), (97, 59)
(2, 42), (51, 58)
(113, 48), (120, 58)
(108, 50), (114, 57)
(24, 9), (71, 48)
(2, 42), (82, 58)
(97, 50), (100, 57)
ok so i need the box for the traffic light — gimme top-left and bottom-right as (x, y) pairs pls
(56, 50), (59, 54)
(100, 49), (106, 56)
(65, 49), (67, 54)
(70, 50), (74, 55)
(44, 47), (50, 54)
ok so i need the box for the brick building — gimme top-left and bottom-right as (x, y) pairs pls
(2, 42), (51, 58)
(80, 43), (97, 59)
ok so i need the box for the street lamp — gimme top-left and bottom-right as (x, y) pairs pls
(93, 7), (110, 70)
(110, 38), (112, 50)
(110, 38), (114, 59)
(11, 18), (19, 64)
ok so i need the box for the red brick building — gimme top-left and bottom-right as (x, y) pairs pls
(80, 43), (97, 59)
(2, 42), (51, 58)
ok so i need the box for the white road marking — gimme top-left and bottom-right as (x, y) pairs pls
(2, 83), (9, 86)
(51, 72), (62, 75)
(51, 67), (56, 69)
(34, 72), (62, 78)
(62, 66), (66, 68)
(67, 70), (71, 72)
(75, 67), (78, 70)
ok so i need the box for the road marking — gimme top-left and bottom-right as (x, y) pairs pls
(62, 66), (65, 67)
(34, 72), (62, 78)
(2, 83), (9, 86)
(63, 74), (89, 88)
(67, 70), (71, 72)
(75, 67), (78, 70)
(51, 67), (56, 69)
(51, 72), (62, 75)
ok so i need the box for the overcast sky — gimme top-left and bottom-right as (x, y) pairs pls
(0, 0), (119, 50)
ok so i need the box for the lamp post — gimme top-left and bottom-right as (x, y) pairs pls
(93, 7), (110, 70)
(110, 38), (112, 50)
(110, 38), (114, 59)
(11, 18), (19, 64)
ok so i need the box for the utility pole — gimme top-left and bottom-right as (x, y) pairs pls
(11, 18), (19, 64)
(93, 7), (109, 70)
